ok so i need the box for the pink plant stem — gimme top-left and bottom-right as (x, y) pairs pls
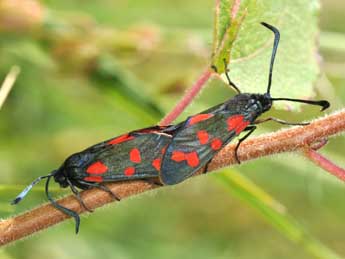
(159, 68), (214, 125)
(215, 0), (220, 10)
(231, 0), (241, 19)
(304, 148), (345, 181)
(160, 0), (241, 127)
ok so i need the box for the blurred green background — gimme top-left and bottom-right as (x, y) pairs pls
(1, 0), (345, 258)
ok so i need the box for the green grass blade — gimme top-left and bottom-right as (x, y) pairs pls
(214, 170), (341, 259)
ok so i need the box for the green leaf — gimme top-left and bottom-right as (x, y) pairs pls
(214, 170), (341, 259)
(212, 0), (247, 72)
(212, 0), (320, 110)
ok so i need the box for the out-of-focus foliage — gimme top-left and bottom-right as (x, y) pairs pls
(1, 0), (345, 258)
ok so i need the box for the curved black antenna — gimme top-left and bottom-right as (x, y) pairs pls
(261, 22), (280, 95)
(263, 22), (330, 112)
(45, 175), (81, 234)
(270, 98), (330, 111)
(11, 171), (57, 205)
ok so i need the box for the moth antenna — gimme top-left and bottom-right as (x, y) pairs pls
(45, 175), (81, 234)
(261, 22), (280, 95)
(270, 98), (330, 111)
(11, 171), (56, 205)
(262, 22), (330, 112)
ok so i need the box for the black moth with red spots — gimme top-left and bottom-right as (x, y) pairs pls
(12, 23), (330, 233)
(59, 126), (176, 187)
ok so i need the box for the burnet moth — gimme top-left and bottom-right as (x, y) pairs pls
(12, 23), (330, 233)
(159, 22), (330, 184)
(11, 125), (180, 233)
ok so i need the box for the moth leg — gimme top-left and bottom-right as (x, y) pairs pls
(234, 125), (257, 164)
(145, 177), (164, 187)
(223, 58), (241, 94)
(255, 117), (309, 126)
(68, 182), (94, 212)
(202, 159), (213, 175)
(78, 180), (121, 201)
(211, 59), (241, 94)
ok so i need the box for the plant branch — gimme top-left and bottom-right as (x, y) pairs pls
(304, 148), (345, 181)
(231, 0), (241, 19)
(160, 0), (244, 126)
(1, 109), (345, 246)
(159, 68), (214, 125)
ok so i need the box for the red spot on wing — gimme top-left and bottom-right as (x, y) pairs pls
(227, 115), (250, 134)
(171, 151), (199, 167)
(152, 159), (161, 171)
(124, 167), (135, 176)
(84, 176), (103, 182)
(108, 134), (135, 145)
(86, 161), (108, 174)
(129, 148), (141, 163)
(171, 151), (186, 162)
(185, 152), (199, 167)
(211, 138), (223, 150)
(197, 130), (209, 145)
(188, 113), (213, 126)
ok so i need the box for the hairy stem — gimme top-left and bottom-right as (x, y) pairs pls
(159, 68), (214, 125)
(231, 0), (241, 19)
(304, 148), (345, 181)
(1, 109), (344, 246)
